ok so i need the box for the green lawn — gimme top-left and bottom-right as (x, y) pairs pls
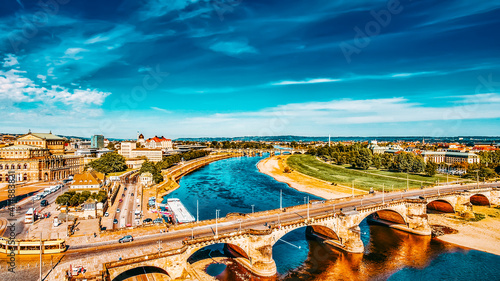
(287, 154), (462, 191)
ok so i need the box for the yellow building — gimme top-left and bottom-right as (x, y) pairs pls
(15, 132), (65, 154)
(0, 132), (83, 183)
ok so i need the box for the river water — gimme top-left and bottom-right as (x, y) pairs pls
(163, 155), (500, 281)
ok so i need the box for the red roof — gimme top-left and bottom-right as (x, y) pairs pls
(146, 136), (171, 143)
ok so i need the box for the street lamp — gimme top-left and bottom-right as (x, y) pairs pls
(215, 209), (220, 237)
(251, 205), (254, 214)
(280, 189), (282, 211)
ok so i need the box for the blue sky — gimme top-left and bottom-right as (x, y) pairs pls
(1, 0), (500, 138)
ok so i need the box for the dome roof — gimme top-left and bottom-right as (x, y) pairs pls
(138, 134), (144, 139)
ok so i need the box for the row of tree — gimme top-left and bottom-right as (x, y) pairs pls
(55, 190), (107, 207)
(140, 150), (211, 184)
(308, 144), (437, 176)
(209, 141), (274, 150)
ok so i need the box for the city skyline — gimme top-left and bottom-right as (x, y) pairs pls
(1, 1), (500, 138)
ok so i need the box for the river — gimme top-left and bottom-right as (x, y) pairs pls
(163, 155), (500, 280)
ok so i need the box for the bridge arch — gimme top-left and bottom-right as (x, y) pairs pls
(427, 199), (455, 213)
(357, 208), (407, 226)
(272, 224), (341, 246)
(186, 242), (250, 265)
(469, 194), (490, 206)
(112, 265), (169, 281)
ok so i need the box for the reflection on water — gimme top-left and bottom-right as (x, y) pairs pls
(272, 220), (500, 281)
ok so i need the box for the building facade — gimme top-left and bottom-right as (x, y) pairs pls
(91, 135), (105, 149)
(70, 170), (105, 192)
(119, 141), (162, 162)
(15, 132), (65, 154)
(0, 132), (83, 183)
(144, 136), (173, 151)
(421, 151), (480, 164)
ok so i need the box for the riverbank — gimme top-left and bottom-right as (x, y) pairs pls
(429, 206), (500, 256)
(257, 155), (364, 199)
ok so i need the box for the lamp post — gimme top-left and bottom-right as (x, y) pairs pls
(307, 196), (309, 220)
(215, 209), (220, 237)
(280, 189), (282, 211)
(382, 184), (385, 204)
(251, 205), (254, 214)
(352, 180), (355, 198)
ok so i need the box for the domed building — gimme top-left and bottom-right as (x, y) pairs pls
(137, 132), (145, 145)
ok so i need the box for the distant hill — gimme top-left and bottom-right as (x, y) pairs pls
(174, 135), (500, 144)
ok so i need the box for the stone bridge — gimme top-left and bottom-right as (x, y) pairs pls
(424, 188), (500, 215)
(100, 187), (500, 280)
(103, 199), (431, 280)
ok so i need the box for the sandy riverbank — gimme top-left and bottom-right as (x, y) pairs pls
(257, 155), (364, 199)
(428, 206), (500, 256)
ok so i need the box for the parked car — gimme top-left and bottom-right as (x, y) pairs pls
(131, 193), (134, 196)
(153, 218), (164, 224)
(40, 199), (48, 207)
(118, 235), (133, 243)
(113, 219), (118, 224)
(117, 208), (120, 213)
(72, 266), (85, 276)
(119, 199), (123, 203)
(104, 212), (109, 217)
(124, 187), (127, 191)
(143, 218), (153, 224)
(125, 223), (131, 227)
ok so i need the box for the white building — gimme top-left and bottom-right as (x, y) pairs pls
(140, 172), (153, 187)
(119, 141), (162, 162)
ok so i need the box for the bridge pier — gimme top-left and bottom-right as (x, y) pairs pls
(340, 226), (364, 253)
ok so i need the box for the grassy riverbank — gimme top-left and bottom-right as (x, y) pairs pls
(286, 154), (462, 191)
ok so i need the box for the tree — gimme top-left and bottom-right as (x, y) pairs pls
(106, 142), (115, 150)
(86, 152), (127, 174)
(372, 154), (382, 169)
(353, 148), (372, 170)
(425, 161), (438, 177)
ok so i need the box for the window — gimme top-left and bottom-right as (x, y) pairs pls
(24, 164), (28, 169)
(11, 164), (15, 170)
(0, 165), (2, 169)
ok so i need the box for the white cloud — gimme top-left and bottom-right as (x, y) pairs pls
(151, 106), (172, 113)
(2, 54), (19, 67)
(272, 78), (340, 86)
(210, 40), (258, 56)
(179, 94), (500, 135)
(0, 69), (110, 108)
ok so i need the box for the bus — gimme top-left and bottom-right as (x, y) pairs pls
(25, 208), (36, 224)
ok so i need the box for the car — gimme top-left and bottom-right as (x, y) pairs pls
(119, 199), (123, 203)
(40, 200), (48, 207)
(113, 219), (118, 224)
(143, 218), (153, 224)
(122, 194), (125, 197)
(104, 212), (109, 217)
(124, 187), (127, 191)
(118, 235), (133, 243)
(72, 266), (85, 276)
(117, 208), (120, 213)
(126, 223), (132, 227)
(153, 218), (164, 224)
(131, 193), (134, 196)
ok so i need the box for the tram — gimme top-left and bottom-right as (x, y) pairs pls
(0, 238), (67, 254)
